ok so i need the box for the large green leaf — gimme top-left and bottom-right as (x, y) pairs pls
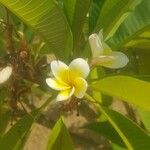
(138, 108), (150, 132)
(94, 0), (142, 40)
(64, 0), (91, 55)
(63, 0), (76, 25)
(0, 110), (11, 138)
(101, 107), (150, 150)
(0, 110), (39, 150)
(124, 30), (150, 49)
(47, 117), (74, 150)
(112, 143), (126, 150)
(108, 0), (150, 49)
(86, 121), (125, 147)
(0, 88), (8, 107)
(0, 0), (72, 60)
(0, 96), (55, 150)
(88, 0), (105, 33)
(91, 76), (150, 110)
(85, 93), (150, 150)
(72, 0), (91, 55)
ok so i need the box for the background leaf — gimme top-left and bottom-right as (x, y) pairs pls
(0, 110), (39, 150)
(63, 0), (76, 25)
(47, 117), (74, 150)
(91, 76), (150, 110)
(94, 0), (142, 39)
(0, 110), (11, 138)
(100, 107), (150, 150)
(63, 0), (91, 56)
(85, 94), (150, 150)
(138, 108), (150, 132)
(88, 0), (105, 33)
(108, 0), (150, 49)
(0, 0), (72, 60)
(86, 121), (125, 147)
(111, 143), (126, 150)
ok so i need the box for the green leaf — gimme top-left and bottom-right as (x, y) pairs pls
(0, 0), (72, 60)
(0, 88), (8, 107)
(111, 143), (127, 150)
(88, 0), (105, 33)
(12, 131), (31, 150)
(72, 0), (91, 36)
(95, 0), (142, 39)
(138, 108), (150, 132)
(64, 0), (91, 55)
(0, 110), (11, 138)
(91, 76), (150, 110)
(86, 121), (125, 147)
(47, 117), (74, 150)
(63, 0), (76, 25)
(101, 107), (150, 150)
(108, 0), (150, 49)
(90, 67), (105, 103)
(85, 94), (150, 149)
(0, 110), (39, 150)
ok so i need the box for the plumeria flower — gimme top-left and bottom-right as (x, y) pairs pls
(46, 58), (90, 101)
(0, 66), (12, 84)
(89, 30), (129, 69)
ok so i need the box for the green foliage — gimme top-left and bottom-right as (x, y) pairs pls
(88, 0), (105, 33)
(108, 0), (150, 49)
(91, 76), (150, 110)
(85, 94), (150, 150)
(0, 110), (39, 150)
(47, 117), (74, 150)
(100, 107), (150, 150)
(63, 0), (76, 25)
(112, 143), (126, 150)
(64, 0), (91, 55)
(86, 121), (125, 147)
(0, 110), (11, 138)
(138, 108), (150, 132)
(0, 0), (72, 60)
(93, 0), (142, 39)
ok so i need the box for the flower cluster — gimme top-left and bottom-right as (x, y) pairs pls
(46, 31), (129, 101)
(0, 30), (129, 102)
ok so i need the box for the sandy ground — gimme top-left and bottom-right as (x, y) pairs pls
(23, 100), (113, 150)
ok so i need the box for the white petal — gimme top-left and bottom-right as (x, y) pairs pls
(50, 60), (69, 84)
(91, 56), (115, 66)
(0, 66), (12, 84)
(46, 78), (70, 90)
(103, 42), (112, 54)
(101, 52), (129, 69)
(89, 33), (104, 57)
(69, 58), (90, 79)
(74, 77), (88, 98)
(56, 87), (75, 101)
(98, 29), (104, 42)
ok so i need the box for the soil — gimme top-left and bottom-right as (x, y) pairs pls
(23, 100), (113, 150)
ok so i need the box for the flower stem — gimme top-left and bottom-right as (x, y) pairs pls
(84, 93), (97, 103)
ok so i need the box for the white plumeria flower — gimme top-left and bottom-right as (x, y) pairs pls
(0, 66), (12, 84)
(46, 58), (90, 101)
(89, 30), (129, 69)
